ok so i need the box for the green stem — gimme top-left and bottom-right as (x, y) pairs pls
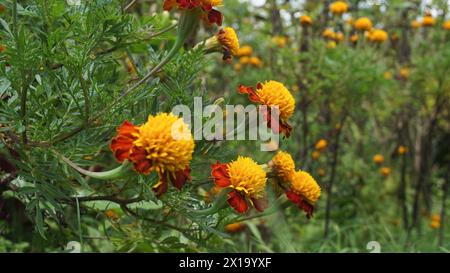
(190, 188), (231, 216)
(53, 150), (133, 180)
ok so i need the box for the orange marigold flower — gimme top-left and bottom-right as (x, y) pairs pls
(104, 209), (119, 221)
(211, 156), (267, 214)
(238, 80), (295, 137)
(271, 36), (287, 48)
(329, 1), (348, 15)
(350, 34), (359, 43)
(399, 67), (409, 80)
(110, 113), (195, 197)
(204, 27), (240, 60)
(422, 15), (435, 27)
(369, 29), (388, 43)
(373, 154), (384, 165)
(236, 45), (253, 57)
(239, 56), (251, 65)
(300, 15), (313, 26)
(334, 31), (344, 42)
(249, 56), (263, 68)
(443, 20), (450, 30)
(163, 0), (223, 26)
(269, 151), (295, 182)
(380, 167), (391, 177)
(285, 171), (321, 218)
(322, 28), (335, 40)
(315, 139), (328, 151)
(354, 17), (372, 31)
(398, 145), (408, 155)
(311, 150), (321, 160)
(411, 20), (421, 29)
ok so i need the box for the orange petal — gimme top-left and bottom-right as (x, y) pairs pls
(211, 161), (231, 187)
(286, 190), (314, 219)
(171, 167), (191, 190)
(130, 147), (152, 174)
(207, 9), (223, 26)
(238, 84), (260, 103)
(227, 190), (249, 214)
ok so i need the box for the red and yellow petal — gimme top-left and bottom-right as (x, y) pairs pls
(110, 121), (139, 162)
(129, 147), (153, 174)
(261, 107), (293, 138)
(171, 167), (191, 190)
(152, 174), (169, 197)
(227, 190), (249, 213)
(211, 161), (231, 187)
(238, 84), (260, 103)
(286, 190), (314, 219)
(206, 9), (223, 26)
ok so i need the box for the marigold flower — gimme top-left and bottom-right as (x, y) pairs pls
(238, 80), (295, 137)
(317, 168), (326, 177)
(411, 20), (421, 29)
(322, 28), (335, 40)
(369, 29), (388, 43)
(300, 15), (313, 26)
(398, 145), (408, 155)
(422, 15), (435, 27)
(211, 156), (267, 213)
(236, 45), (253, 57)
(326, 40), (337, 49)
(163, 0), (223, 26)
(225, 222), (246, 233)
(431, 214), (441, 222)
(354, 17), (372, 31)
(285, 171), (321, 218)
(110, 113), (195, 197)
(269, 151), (295, 182)
(334, 31), (344, 42)
(373, 154), (384, 165)
(384, 71), (393, 80)
(399, 67), (409, 80)
(443, 20), (450, 30)
(380, 167), (391, 177)
(311, 150), (321, 160)
(204, 27), (240, 60)
(350, 34), (359, 43)
(329, 1), (348, 16)
(271, 36), (287, 48)
(104, 209), (119, 221)
(239, 56), (251, 65)
(249, 56), (263, 68)
(315, 139), (328, 151)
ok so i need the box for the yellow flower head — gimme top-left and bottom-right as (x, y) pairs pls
(227, 156), (267, 199)
(270, 151), (295, 181)
(300, 15), (313, 26)
(373, 154), (384, 165)
(250, 56), (263, 68)
(288, 171), (321, 203)
(399, 67), (410, 79)
(326, 40), (337, 49)
(239, 56), (251, 65)
(315, 139), (328, 151)
(322, 28), (335, 39)
(369, 29), (388, 43)
(431, 214), (441, 222)
(422, 16), (435, 27)
(256, 80), (295, 120)
(237, 45), (253, 57)
(311, 150), (321, 160)
(380, 167), (391, 177)
(443, 20), (450, 30)
(398, 145), (408, 155)
(133, 113), (195, 174)
(217, 27), (240, 56)
(354, 17), (373, 31)
(384, 71), (393, 80)
(411, 20), (421, 29)
(334, 31), (345, 42)
(272, 36), (287, 48)
(329, 1), (348, 15)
